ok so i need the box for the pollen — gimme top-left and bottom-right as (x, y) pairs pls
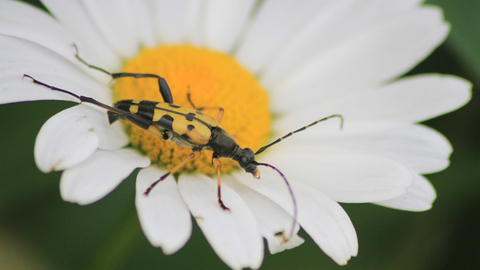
(112, 45), (271, 176)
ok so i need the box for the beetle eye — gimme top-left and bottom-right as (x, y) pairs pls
(240, 156), (251, 167)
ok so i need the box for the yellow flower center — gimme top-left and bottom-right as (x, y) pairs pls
(112, 45), (271, 175)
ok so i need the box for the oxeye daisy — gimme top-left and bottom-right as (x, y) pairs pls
(0, 0), (472, 269)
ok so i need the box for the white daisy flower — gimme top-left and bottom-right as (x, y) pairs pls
(0, 0), (471, 269)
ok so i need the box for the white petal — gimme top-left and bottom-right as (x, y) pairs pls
(60, 148), (150, 205)
(98, 123), (129, 151)
(35, 105), (99, 173)
(274, 75), (472, 131)
(129, 0), (157, 47)
(152, 0), (203, 45)
(0, 0), (76, 64)
(260, 149), (414, 203)
(81, 0), (140, 59)
(272, 7), (450, 113)
(350, 74), (471, 123)
(375, 173), (436, 211)
(203, 0), (256, 53)
(135, 166), (192, 255)
(74, 105), (129, 151)
(42, 0), (122, 71)
(178, 174), (263, 270)
(35, 104), (127, 172)
(223, 176), (304, 255)
(261, 0), (423, 89)
(278, 121), (453, 174)
(0, 35), (111, 105)
(235, 0), (329, 73)
(234, 172), (358, 265)
(292, 182), (357, 265)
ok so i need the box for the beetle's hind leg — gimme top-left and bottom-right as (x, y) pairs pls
(73, 44), (112, 76)
(110, 72), (173, 103)
(212, 156), (230, 211)
(73, 44), (173, 104)
(187, 92), (224, 124)
(144, 151), (201, 196)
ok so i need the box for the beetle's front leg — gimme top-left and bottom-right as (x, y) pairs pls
(212, 154), (230, 211)
(73, 44), (173, 104)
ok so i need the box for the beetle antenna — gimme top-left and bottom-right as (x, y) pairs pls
(254, 162), (297, 240)
(23, 74), (119, 112)
(22, 74), (155, 127)
(255, 114), (343, 155)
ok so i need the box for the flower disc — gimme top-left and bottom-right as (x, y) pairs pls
(113, 45), (271, 175)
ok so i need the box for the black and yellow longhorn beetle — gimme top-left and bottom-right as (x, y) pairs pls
(23, 45), (343, 240)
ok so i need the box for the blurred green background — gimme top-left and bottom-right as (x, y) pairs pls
(1, 1), (479, 269)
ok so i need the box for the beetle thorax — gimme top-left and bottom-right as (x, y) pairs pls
(208, 127), (239, 158)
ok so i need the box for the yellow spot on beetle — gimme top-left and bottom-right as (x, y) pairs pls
(152, 110), (162, 122)
(129, 105), (139, 114)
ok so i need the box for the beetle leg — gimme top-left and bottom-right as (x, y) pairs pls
(213, 108), (225, 124)
(111, 73), (173, 104)
(204, 107), (224, 124)
(73, 44), (173, 103)
(199, 106), (224, 124)
(212, 157), (230, 211)
(144, 151), (201, 196)
(187, 92), (224, 124)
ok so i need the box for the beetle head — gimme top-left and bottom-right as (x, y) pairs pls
(236, 148), (260, 179)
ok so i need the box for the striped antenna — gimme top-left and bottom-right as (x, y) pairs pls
(255, 114), (343, 155)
